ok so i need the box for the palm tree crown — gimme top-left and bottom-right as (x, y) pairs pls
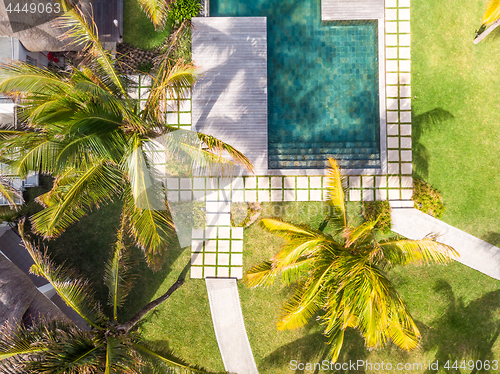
(0, 222), (212, 373)
(0, 1), (253, 269)
(244, 158), (458, 362)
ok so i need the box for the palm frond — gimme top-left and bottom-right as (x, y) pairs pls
(259, 218), (319, 239)
(326, 158), (347, 228)
(0, 322), (47, 360)
(482, 0), (500, 26)
(343, 219), (377, 248)
(277, 284), (321, 331)
(0, 176), (21, 207)
(19, 225), (106, 329)
(136, 0), (170, 30)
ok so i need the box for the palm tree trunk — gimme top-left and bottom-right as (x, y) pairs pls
(118, 277), (184, 333)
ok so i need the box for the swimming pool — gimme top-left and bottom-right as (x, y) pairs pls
(210, 0), (382, 170)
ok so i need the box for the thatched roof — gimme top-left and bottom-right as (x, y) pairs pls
(0, 0), (93, 52)
(0, 254), (69, 327)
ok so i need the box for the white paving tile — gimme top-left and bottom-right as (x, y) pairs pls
(297, 190), (309, 201)
(180, 191), (192, 201)
(388, 176), (400, 188)
(399, 60), (411, 72)
(205, 267), (216, 277)
(193, 177), (205, 189)
(362, 176), (374, 188)
(283, 177), (296, 189)
(388, 163), (400, 174)
(386, 23), (398, 34)
(191, 266), (203, 278)
(218, 227), (231, 239)
(387, 73), (398, 84)
(230, 267), (243, 279)
(231, 253), (243, 266)
(376, 176), (387, 188)
(231, 240), (243, 252)
(232, 227), (244, 239)
(400, 85), (411, 97)
(401, 189), (413, 200)
(363, 190), (374, 201)
(191, 253), (204, 265)
(388, 150), (399, 162)
(310, 189), (322, 201)
(205, 240), (217, 251)
(271, 189), (283, 201)
(401, 137), (412, 148)
(388, 189), (400, 200)
(399, 9), (410, 20)
(376, 190), (388, 201)
(400, 124), (412, 135)
(284, 189), (296, 201)
(387, 86), (398, 97)
(386, 60), (398, 72)
(401, 162), (412, 174)
(386, 9), (398, 20)
(217, 267), (229, 277)
(258, 177), (269, 189)
(349, 176), (361, 188)
(205, 253), (217, 265)
(245, 177), (257, 189)
(387, 99), (399, 110)
(297, 177), (308, 188)
(400, 111), (412, 122)
(258, 190), (270, 202)
(245, 190), (257, 202)
(218, 240), (231, 252)
(350, 190), (361, 201)
(167, 178), (179, 190)
(387, 124), (399, 135)
(388, 137), (399, 148)
(271, 177), (283, 188)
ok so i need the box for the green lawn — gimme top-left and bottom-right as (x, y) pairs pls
(122, 0), (173, 50)
(412, 0), (500, 245)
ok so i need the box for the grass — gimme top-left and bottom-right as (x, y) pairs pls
(122, 0), (173, 50)
(412, 0), (500, 246)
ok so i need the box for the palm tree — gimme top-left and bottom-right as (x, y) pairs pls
(0, 175), (20, 207)
(0, 1), (253, 269)
(474, 0), (500, 43)
(0, 222), (215, 373)
(244, 158), (458, 362)
(138, 0), (173, 30)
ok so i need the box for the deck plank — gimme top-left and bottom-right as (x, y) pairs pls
(322, 0), (385, 20)
(192, 17), (268, 174)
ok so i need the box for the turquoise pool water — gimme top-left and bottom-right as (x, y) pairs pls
(210, 0), (381, 169)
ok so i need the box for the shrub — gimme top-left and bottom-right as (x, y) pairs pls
(169, 201), (206, 229)
(412, 179), (445, 218)
(168, 0), (202, 25)
(363, 200), (392, 233)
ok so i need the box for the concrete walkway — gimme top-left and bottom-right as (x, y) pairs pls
(392, 208), (500, 281)
(205, 278), (259, 374)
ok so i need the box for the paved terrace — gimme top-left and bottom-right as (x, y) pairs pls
(322, 0), (385, 20)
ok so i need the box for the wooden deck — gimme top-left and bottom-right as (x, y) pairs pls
(192, 17), (268, 175)
(322, 0), (385, 20)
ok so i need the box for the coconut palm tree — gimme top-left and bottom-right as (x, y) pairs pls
(138, 0), (173, 30)
(0, 175), (20, 207)
(475, 0), (500, 43)
(244, 158), (458, 362)
(0, 1), (253, 269)
(0, 222), (215, 373)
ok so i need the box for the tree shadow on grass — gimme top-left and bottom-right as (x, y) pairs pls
(412, 108), (454, 180)
(258, 329), (368, 374)
(421, 279), (500, 373)
(484, 232), (500, 248)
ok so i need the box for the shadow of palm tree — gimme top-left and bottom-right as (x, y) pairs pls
(412, 108), (454, 180)
(258, 329), (368, 374)
(484, 233), (500, 247)
(421, 279), (500, 374)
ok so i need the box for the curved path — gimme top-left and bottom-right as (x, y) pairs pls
(205, 278), (259, 374)
(392, 208), (500, 280)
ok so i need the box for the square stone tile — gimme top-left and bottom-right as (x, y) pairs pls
(191, 240), (204, 252)
(205, 226), (217, 238)
(297, 190), (309, 201)
(399, 60), (411, 72)
(217, 267), (230, 277)
(386, 23), (398, 34)
(401, 137), (412, 149)
(271, 177), (283, 188)
(231, 240), (243, 252)
(167, 191), (179, 202)
(258, 177), (269, 189)
(388, 150), (399, 161)
(386, 0), (397, 6)
(245, 177), (257, 189)
(399, 73), (411, 84)
(245, 190), (257, 202)
(401, 150), (412, 161)
(387, 111), (399, 123)
(205, 253), (217, 266)
(217, 240), (230, 252)
(400, 111), (412, 123)
(399, 9), (410, 20)
(218, 227), (231, 239)
(387, 124), (399, 135)
(180, 178), (192, 189)
(231, 253), (243, 266)
(217, 213), (231, 226)
(218, 253), (230, 266)
(388, 163), (400, 174)
(178, 99), (190, 112)
(386, 34), (398, 47)
(362, 176), (374, 188)
(166, 112), (178, 125)
(284, 189), (296, 201)
(387, 99), (398, 110)
(179, 112), (191, 124)
(191, 266), (203, 279)
(399, 0), (410, 7)
(258, 190), (270, 202)
(349, 176), (361, 188)
(386, 60), (398, 72)
(401, 189), (413, 200)
(206, 214), (219, 226)
(191, 253), (203, 265)
(193, 177), (205, 190)
(180, 191), (192, 201)
(310, 189), (322, 201)
(271, 189), (283, 201)
(400, 85), (411, 97)
(388, 176), (400, 188)
(375, 176), (387, 188)
(388, 189), (401, 200)
(232, 190), (244, 202)
(386, 9), (398, 20)
(283, 177), (296, 189)
(376, 189), (388, 201)
(399, 46), (411, 59)
(350, 190), (361, 201)
(192, 229), (204, 239)
(400, 124), (412, 135)
(401, 162), (412, 175)
(400, 99), (411, 110)
(220, 178), (232, 191)
(205, 240), (217, 251)
(386, 73), (398, 84)
(207, 177), (218, 190)
(232, 227), (244, 240)
(218, 201), (231, 212)
(387, 137), (399, 148)
(401, 176), (413, 188)
(310, 177), (322, 188)
(204, 267), (216, 278)
(230, 267), (243, 279)
(297, 177), (308, 188)
(363, 189), (374, 201)
(232, 178), (244, 189)
(167, 178), (179, 190)
(387, 86), (399, 97)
